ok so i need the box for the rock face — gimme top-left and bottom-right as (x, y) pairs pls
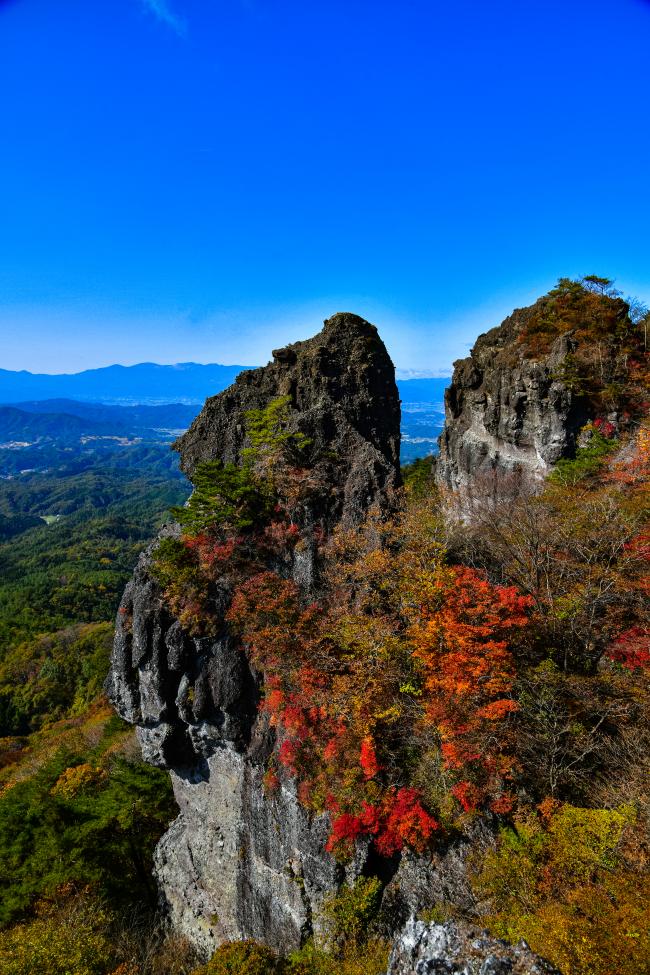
(387, 918), (561, 975)
(175, 311), (401, 531)
(106, 313), (402, 957)
(436, 303), (590, 495)
(378, 820), (493, 933)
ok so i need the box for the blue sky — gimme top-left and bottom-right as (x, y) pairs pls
(1, 0), (649, 375)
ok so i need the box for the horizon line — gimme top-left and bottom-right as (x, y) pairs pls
(0, 361), (453, 380)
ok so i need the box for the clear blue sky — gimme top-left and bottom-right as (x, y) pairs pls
(1, 0), (649, 375)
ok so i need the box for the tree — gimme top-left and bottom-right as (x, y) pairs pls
(515, 661), (642, 801)
(171, 460), (273, 536)
(472, 801), (648, 975)
(405, 563), (531, 811)
(582, 274), (620, 297)
(244, 395), (312, 473)
(457, 478), (645, 673)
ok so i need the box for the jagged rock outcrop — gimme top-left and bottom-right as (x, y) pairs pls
(106, 313), (404, 956)
(436, 303), (591, 494)
(387, 918), (561, 975)
(175, 311), (401, 532)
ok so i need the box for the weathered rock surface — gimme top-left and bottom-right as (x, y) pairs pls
(379, 820), (494, 933)
(175, 311), (401, 531)
(387, 918), (561, 975)
(436, 303), (590, 495)
(106, 313), (405, 956)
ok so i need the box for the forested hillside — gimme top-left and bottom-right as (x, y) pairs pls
(0, 454), (195, 973)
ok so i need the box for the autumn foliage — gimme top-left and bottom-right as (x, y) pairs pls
(517, 276), (648, 418)
(155, 394), (649, 873)
(227, 498), (533, 854)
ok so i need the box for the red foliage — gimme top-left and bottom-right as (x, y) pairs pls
(326, 787), (438, 857)
(627, 529), (650, 555)
(605, 627), (650, 671)
(227, 538), (531, 853)
(380, 787), (439, 854)
(489, 794), (516, 815)
(359, 737), (381, 779)
(409, 565), (532, 810)
(228, 571), (311, 671)
(184, 534), (239, 575)
(608, 427), (650, 486)
(451, 781), (481, 813)
(323, 736), (343, 762)
(593, 417), (617, 438)
(326, 812), (364, 855)
(278, 738), (299, 772)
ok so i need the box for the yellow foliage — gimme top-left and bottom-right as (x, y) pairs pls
(0, 895), (113, 975)
(51, 762), (107, 799)
(285, 937), (389, 975)
(503, 881), (650, 975)
(473, 802), (649, 975)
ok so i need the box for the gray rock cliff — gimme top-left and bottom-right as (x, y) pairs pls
(387, 918), (561, 975)
(107, 313), (405, 957)
(435, 303), (590, 495)
(175, 311), (401, 531)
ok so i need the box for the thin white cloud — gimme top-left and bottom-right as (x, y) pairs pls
(140, 0), (187, 36)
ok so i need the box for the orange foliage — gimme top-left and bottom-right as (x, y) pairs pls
(359, 738), (381, 780)
(406, 566), (532, 809)
(227, 503), (533, 854)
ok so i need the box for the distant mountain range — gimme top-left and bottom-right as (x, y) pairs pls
(0, 401), (206, 447)
(0, 400), (198, 478)
(0, 406), (119, 444)
(7, 399), (202, 435)
(0, 362), (449, 408)
(0, 362), (252, 405)
(0, 365), (449, 466)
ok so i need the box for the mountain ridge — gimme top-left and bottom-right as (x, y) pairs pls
(0, 362), (253, 405)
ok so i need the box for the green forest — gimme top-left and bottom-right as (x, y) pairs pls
(0, 460), (197, 974)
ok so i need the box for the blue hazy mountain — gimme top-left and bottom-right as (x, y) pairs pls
(0, 406), (119, 444)
(0, 363), (448, 407)
(0, 362), (252, 405)
(10, 399), (202, 434)
(0, 364), (449, 463)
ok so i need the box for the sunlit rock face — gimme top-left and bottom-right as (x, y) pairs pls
(106, 313), (403, 956)
(435, 303), (590, 498)
(174, 310), (402, 531)
(387, 918), (562, 975)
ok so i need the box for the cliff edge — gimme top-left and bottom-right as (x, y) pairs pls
(106, 313), (402, 956)
(436, 281), (641, 494)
